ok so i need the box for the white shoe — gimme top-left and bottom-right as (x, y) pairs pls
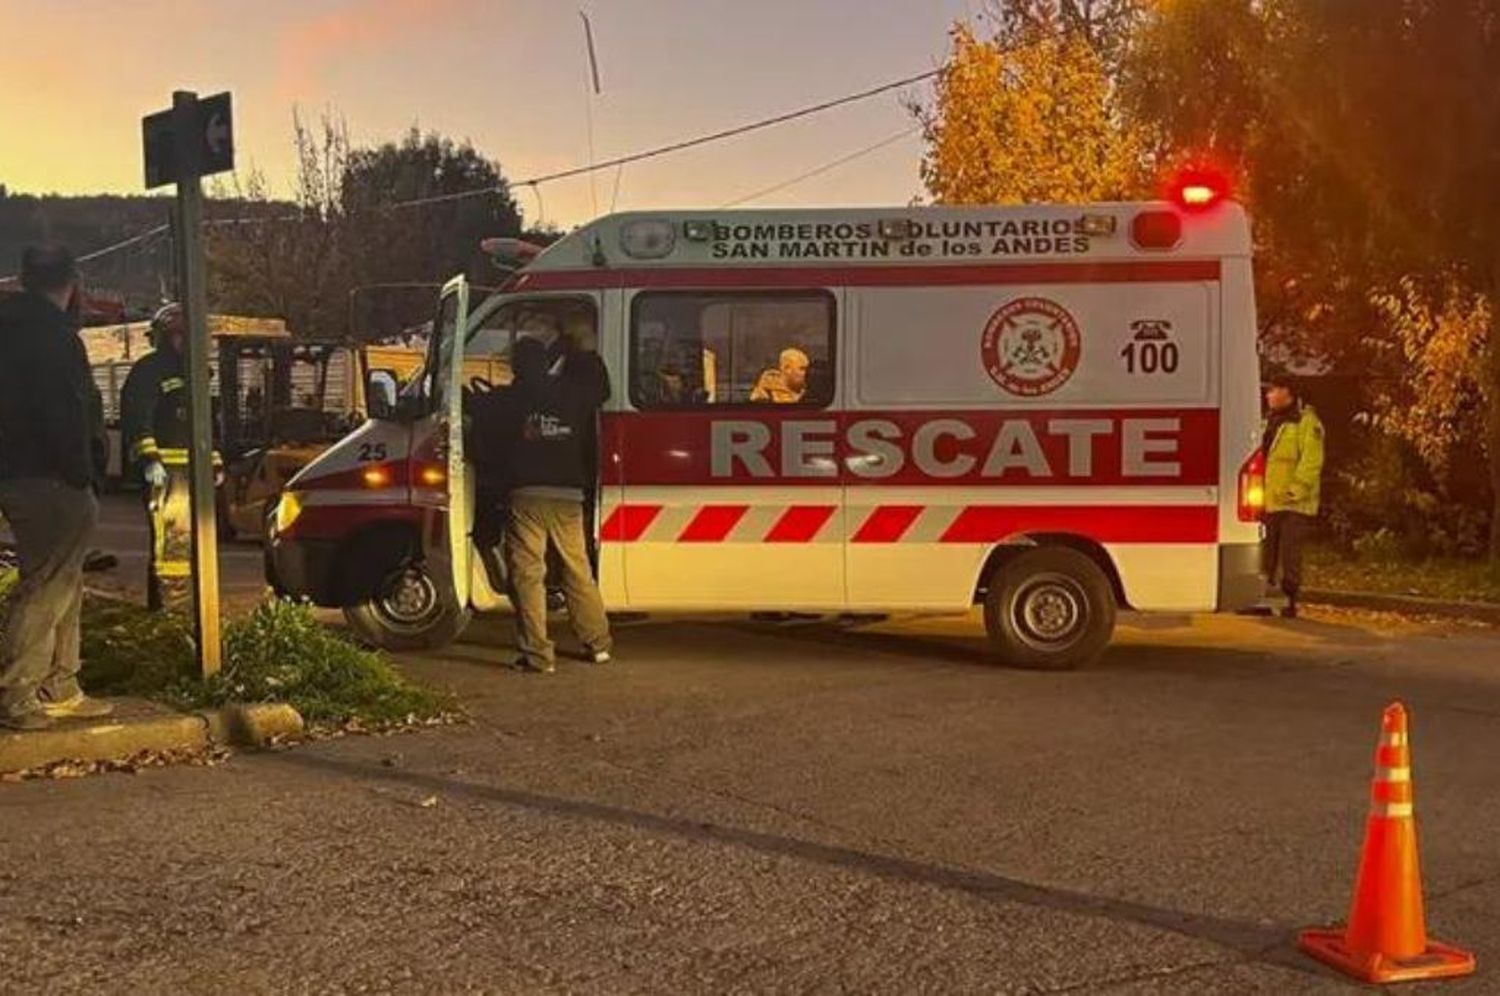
(40, 694), (115, 719)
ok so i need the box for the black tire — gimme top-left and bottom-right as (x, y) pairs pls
(982, 546), (1116, 670)
(342, 561), (471, 651)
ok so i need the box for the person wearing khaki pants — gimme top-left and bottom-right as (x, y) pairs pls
(506, 491), (612, 672)
(495, 332), (612, 673)
(0, 245), (114, 729)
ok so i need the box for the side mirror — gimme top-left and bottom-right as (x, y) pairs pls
(366, 368), (400, 420)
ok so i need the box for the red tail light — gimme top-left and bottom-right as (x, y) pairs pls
(1237, 449), (1266, 522)
(1130, 210), (1183, 250)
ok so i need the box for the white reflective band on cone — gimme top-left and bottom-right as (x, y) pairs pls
(1371, 801), (1414, 818)
(1381, 732), (1408, 746)
(1376, 766), (1412, 783)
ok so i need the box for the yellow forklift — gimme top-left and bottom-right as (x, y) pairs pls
(216, 332), (380, 539)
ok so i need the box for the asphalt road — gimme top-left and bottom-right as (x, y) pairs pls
(2, 602), (1498, 993)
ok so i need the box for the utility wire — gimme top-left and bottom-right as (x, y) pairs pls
(353, 67), (938, 213)
(720, 125), (920, 208)
(43, 67), (942, 266)
(513, 67), (938, 191)
(75, 224), (171, 263)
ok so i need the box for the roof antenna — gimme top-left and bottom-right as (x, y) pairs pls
(580, 11), (603, 219)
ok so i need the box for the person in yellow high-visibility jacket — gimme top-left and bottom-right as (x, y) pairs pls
(1261, 373), (1325, 618)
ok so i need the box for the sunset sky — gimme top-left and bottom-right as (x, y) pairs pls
(1, 0), (973, 228)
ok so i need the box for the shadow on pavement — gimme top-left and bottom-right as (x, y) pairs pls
(717, 618), (1294, 680)
(272, 750), (1322, 979)
(1247, 614), (1390, 647)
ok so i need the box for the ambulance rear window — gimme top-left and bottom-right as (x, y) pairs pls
(630, 291), (835, 410)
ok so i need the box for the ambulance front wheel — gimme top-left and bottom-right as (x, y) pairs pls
(983, 546), (1115, 670)
(343, 563), (471, 651)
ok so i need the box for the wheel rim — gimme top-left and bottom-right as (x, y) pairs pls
(1011, 572), (1089, 651)
(373, 566), (441, 632)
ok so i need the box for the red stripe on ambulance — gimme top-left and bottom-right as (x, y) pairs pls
(938, 505), (1217, 544)
(850, 506), (924, 544)
(678, 505), (749, 542)
(599, 502), (1217, 545)
(515, 259), (1221, 291)
(602, 409), (1218, 488)
(765, 505), (837, 543)
(600, 504), (662, 542)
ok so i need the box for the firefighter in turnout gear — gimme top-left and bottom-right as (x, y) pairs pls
(120, 304), (196, 610)
(122, 304), (189, 484)
(1261, 373), (1325, 619)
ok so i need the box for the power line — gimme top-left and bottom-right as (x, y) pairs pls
(515, 67), (939, 190)
(720, 125), (921, 208)
(75, 224), (171, 263)
(45, 66), (942, 267)
(377, 67), (939, 212)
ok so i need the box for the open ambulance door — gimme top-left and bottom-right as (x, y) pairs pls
(430, 275), (473, 610)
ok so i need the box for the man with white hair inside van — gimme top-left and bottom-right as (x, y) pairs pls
(750, 346), (809, 403)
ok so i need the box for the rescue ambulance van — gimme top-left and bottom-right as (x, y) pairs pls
(268, 188), (1265, 669)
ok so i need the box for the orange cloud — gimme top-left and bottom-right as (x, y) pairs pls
(276, 0), (492, 97)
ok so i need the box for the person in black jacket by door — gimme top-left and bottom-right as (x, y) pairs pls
(497, 335), (612, 673)
(0, 246), (110, 729)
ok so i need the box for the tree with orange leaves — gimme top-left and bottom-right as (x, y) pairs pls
(912, 7), (1149, 206)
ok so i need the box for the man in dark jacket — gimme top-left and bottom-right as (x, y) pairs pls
(498, 335), (612, 673)
(0, 246), (110, 729)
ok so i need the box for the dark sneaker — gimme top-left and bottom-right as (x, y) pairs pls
(1280, 604), (1299, 620)
(590, 649), (612, 665)
(515, 657), (556, 674)
(1, 709), (54, 731)
(40, 694), (115, 719)
(83, 550), (118, 573)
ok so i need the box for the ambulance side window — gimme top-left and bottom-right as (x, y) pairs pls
(630, 291), (835, 409)
(464, 298), (597, 387)
(425, 292), (464, 412)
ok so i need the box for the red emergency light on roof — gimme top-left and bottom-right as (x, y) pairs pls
(1167, 167), (1231, 212)
(480, 238), (544, 267)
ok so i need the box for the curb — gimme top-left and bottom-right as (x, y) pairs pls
(198, 702), (306, 746)
(0, 700), (306, 774)
(1303, 588), (1500, 625)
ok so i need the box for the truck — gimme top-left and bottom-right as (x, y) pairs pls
(266, 186), (1265, 669)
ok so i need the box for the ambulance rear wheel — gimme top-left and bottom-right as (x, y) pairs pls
(983, 547), (1114, 670)
(343, 563), (470, 651)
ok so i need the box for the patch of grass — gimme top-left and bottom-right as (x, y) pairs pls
(211, 599), (453, 724)
(79, 600), (200, 699)
(1306, 545), (1500, 604)
(70, 597), (453, 726)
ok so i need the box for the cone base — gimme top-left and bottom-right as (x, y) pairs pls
(1299, 927), (1476, 984)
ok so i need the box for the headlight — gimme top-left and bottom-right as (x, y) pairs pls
(274, 490), (304, 534)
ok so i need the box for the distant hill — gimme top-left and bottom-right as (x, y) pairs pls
(0, 187), (289, 318)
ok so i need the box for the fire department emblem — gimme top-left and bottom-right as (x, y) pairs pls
(981, 297), (1082, 397)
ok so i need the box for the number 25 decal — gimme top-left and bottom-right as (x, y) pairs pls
(357, 442), (388, 462)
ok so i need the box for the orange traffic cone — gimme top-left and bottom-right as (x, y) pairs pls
(1298, 702), (1476, 984)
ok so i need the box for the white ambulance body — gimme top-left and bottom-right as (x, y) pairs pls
(267, 196), (1265, 669)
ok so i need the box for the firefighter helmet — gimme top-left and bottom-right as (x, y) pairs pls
(150, 302), (185, 344)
